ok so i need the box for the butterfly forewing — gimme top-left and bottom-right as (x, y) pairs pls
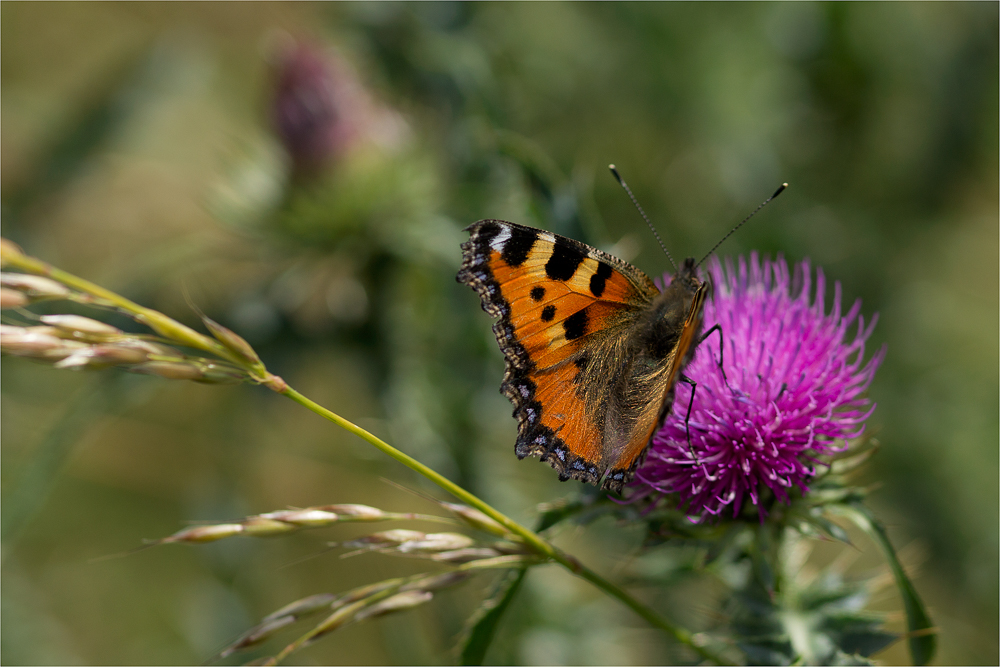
(458, 219), (705, 492)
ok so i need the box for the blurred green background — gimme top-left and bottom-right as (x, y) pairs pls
(2, 3), (996, 664)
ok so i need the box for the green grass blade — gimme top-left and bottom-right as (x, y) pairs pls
(459, 568), (527, 665)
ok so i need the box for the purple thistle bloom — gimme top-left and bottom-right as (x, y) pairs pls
(632, 254), (885, 519)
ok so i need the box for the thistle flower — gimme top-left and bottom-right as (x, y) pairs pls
(633, 254), (885, 519)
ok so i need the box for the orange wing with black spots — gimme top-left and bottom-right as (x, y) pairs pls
(458, 219), (706, 492)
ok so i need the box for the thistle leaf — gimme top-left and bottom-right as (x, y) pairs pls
(827, 503), (936, 666)
(819, 613), (899, 657)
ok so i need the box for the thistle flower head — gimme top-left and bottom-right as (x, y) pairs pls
(634, 254), (885, 519)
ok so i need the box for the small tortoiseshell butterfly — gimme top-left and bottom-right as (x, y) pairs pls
(458, 218), (707, 493)
(458, 173), (785, 494)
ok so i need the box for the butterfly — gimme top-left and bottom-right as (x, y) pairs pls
(457, 219), (708, 493)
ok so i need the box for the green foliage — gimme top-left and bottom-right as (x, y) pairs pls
(1, 3), (994, 664)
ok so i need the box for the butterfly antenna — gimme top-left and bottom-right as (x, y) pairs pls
(609, 164), (677, 270)
(697, 183), (788, 269)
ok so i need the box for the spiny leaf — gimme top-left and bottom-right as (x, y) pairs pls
(820, 613), (899, 657)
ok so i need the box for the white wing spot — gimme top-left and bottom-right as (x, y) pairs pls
(489, 226), (512, 253)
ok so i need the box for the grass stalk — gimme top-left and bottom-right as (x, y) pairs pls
(281, 387), (732, 665)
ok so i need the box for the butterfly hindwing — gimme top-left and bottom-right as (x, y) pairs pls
(459, 219), (706, 492)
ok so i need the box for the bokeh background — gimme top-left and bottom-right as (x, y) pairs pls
(2, 3), (996, 665)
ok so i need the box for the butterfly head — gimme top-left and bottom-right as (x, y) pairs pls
(655, 257), (708, 315)
(672, 257), (702, 292)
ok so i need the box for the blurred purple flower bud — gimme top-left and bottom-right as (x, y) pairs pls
(270, 38), (407, 174)
(272, 41), (358, 172)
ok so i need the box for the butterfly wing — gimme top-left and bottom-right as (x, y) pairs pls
(459, 219), (665, 490)
(590, 260), (708, 491)
(654, 273), (707, 431)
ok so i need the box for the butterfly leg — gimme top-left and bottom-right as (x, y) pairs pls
(678, 374), (701, 463)
(698, 324), (731, 391)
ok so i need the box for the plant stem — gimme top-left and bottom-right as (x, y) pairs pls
(281, 387), (732, 665)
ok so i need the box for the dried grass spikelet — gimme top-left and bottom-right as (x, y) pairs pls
(153, 503), (461, 546)
(0, 245), (289, 391)
(1, 287), (29, 308)
(227, 563), (540, 664)
(0, 317), (252, 383)
(191, 502), (541, 663)
(1, 273), (73, 300)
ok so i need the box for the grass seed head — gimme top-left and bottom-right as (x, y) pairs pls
(131, 361), (205, 380)
(0, 288), (29, 308)
(403, 571), (470, 592)
(242, 517), (298, 536)
(430, 547), (503, 563)
(491, 540), (531, 555)
(354, 590), (433, 622)
(220, 616), (297, 657)
(1, 273), (72, 299)
(1, 325), (66, 355)
(259, 509), (341, 526)
(39, 314), (122, 337)
(165, 523), (245, 543)
(262, 593), (338, 623)
(202, 316), (263, 367)
(193, 362), (250, 384)
(53, 343), (151, 369)
(396, 532), (475, 553)
(87, 344), (152, 365)
(309, 601), (366, 640)
(0, 238), (25, 266)
(441, 502), (510, 537)
(321, 504), (386, 519)
(343, 529), (426, 550)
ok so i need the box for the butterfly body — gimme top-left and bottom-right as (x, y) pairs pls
(458, 220), (707, 493)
